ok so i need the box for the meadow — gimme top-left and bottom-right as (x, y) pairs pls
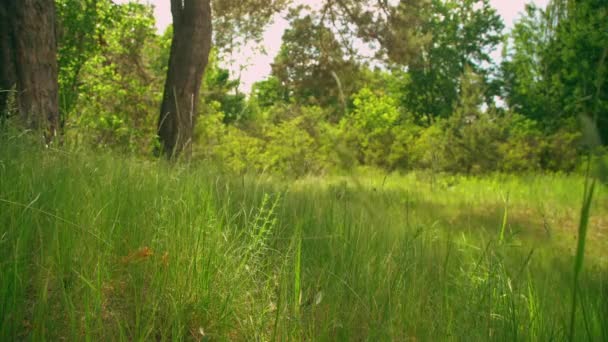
(1, 138), (607, 341)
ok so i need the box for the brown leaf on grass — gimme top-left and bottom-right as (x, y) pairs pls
(121, 246), (154, 264)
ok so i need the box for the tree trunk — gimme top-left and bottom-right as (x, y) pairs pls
(158, 0), (213, 158)
(0, 0), (60, 142)
(0, 1), (16, 119)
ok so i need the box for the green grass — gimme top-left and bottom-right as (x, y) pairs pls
(1, 137), (607, 340)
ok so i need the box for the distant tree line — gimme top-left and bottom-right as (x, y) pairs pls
(0, 0), (606, 176)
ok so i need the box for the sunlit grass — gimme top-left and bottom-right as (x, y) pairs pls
(1, 137), (606, 340)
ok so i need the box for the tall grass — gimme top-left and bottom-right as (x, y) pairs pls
(0, 136), (606, 340)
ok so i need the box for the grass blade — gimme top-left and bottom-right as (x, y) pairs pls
(569, 178), (596, 342)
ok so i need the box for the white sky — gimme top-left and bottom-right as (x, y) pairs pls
(121, 0), (550, 92)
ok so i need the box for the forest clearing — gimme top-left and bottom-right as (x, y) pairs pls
(1, 0), (607, 340)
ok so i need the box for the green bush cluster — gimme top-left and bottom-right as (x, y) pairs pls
(194, 103), (339, 177)
(188, 85), (582, 177)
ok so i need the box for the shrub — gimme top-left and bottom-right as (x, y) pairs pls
(497, 113), (543, 172)
(262, 106), (336, 177)
(410, 120), (449, 171)
(541, 128), (582, 172)
(389, 121), (423, 170)
(340, 88), (401, 168)
(215, 127), (266, 175)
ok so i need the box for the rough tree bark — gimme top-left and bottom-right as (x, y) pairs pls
(158, 0), (213, 158)
(0, 0), (59, 141)
(0, 1), (16, 119)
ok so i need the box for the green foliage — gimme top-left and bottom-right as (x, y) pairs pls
(327, 0), (431, 65)
(263, 113), (324, 177)
(195, 101), (265, 175)
(498, 113), (544, 172)
(64, 2), (160, 153)
(194, 101), (226, 158)
(548, 0), (608, 136)
(46, 0), (592, 176)
(442, 68), (503, 173)
(501, 4), (555, 123)
(271, 9), (360, 119)
(202, 50), (246, 124)
(204, 69), (584, 176)
(194, 103), (337, 177)
(212, 0), (290, 54)
(251, 76), (287, 109)
(342, 88), (401, 168)
(56, 0), (112, 120)
(401, 0), (505, 123)
(409, 120), (446, 170)
(387, 121), (423, 170)
(541, 127), (582, 172)
(215, 126), (266, 174)
(149, 25), (172, 78)
(502, 0), (608, 140)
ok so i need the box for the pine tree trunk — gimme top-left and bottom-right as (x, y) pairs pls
(0, 0), (59, 142)
(158, 0), (213, 158)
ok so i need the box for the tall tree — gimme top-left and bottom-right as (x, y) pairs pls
(325, 0), (431, 65)
(158, 0), (213, 158)
(271, 8), (360, 119)
(501, 4), (555, 123)
(401, 0), (504, 124)
(502, 0), (607, 140)
(158, 0), (288, 158)
(548, 0), (607, 138)
(0, 0), (59, 141)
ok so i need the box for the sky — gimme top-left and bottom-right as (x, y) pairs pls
(122, 0), (551, 92)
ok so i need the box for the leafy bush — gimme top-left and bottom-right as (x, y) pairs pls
(541, 128), (582, 172)
(387, 121), (423, 170)
(64, 4), (160, 154)
(194, 104), (337, 177)
(340, 88), (402, 168)
(453, 69), (500, 172)
(410, 120), (448, 171)
(497, 113), (543, 172)
(194, 101), (226, 160)
(216, 127), (266, 174)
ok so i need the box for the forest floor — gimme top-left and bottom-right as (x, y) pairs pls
(1, 140), (607, 340)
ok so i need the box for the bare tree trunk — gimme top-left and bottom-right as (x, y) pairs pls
(0, 1), (16, 119)
(14, 0), (60, 140)
(0, 0), (59, 142)
(158, 0), (213, 158)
